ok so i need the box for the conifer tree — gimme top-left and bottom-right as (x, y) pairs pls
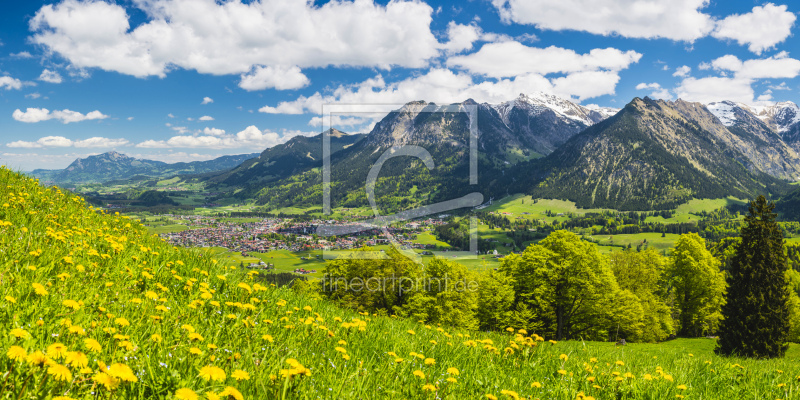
(716, 196), (790, 358)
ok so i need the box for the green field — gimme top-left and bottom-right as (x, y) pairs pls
(590, 232), (683, 254)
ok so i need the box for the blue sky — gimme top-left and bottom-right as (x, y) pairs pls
(0, 0), (798, 171)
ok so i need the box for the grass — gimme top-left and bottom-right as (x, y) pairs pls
(589, 233), (682, 254)
(7, 168), (800, 399)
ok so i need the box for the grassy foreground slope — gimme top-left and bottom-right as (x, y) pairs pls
(2, 167), (800, 400)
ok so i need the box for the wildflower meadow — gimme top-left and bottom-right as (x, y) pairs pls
(2, 166), (800, 399)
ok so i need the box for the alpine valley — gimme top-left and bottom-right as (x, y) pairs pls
(29, 93), (800, 213)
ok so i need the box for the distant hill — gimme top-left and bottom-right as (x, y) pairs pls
(30, 151), (259, 184)
(519, 97), (794, 210)
(201, 129), (366, 197)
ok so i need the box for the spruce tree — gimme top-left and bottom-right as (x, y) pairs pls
(716, 196), (790, 358)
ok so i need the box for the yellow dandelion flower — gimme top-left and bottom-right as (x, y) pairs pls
(407, 330), (416, 335)
(557, 369), (567, 375)
(424, 358), (436, 365)
(531, 382), (542, 388)
(26, 350), (49, 367)
(615, 360), (624, 366)
(93, 372), (120, 391)
(47, 343), (68, 359)
(175, 388), (199, 400)
(205, 392), (220, 400)
(48, 364), (73, 382)
(422, 384), (437, 392)
(447, 367), (460, 376)
(65, 351), (89, 368)
(232, 370), (250, 381)
(9, 328), (30, 339)
(559, 354), (568, 361)
(413, 370), (425, 379)
(199, 365), (226, 382)
(83, 338), (102, 353)
(395, 358), (404, 363)
(151, 334), (163, 343)
(4, 296), (16, 303)
(188, 333), (204, 341)
(114, 318), (130, 327)
(189, 347), (203, 355)
(486, 395), (498, 400)
(677, 384), (687, 390)
(219, 387), (243, 400)
(6, 346), (27, 361)
(108, 363), (138, 382)
(32, 283), (49, 296)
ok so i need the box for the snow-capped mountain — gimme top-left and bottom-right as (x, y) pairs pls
(747, 101), (800, 133)
(705, 100), (800, 149)
(489, 92), (619, 155)
(493, 92), (618, 127)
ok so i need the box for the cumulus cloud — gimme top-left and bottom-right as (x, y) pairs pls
(12, 108), (109, 123)
(707, 52), (800, 80)
(29, 0), (451, 84)
(7, 136), (129, 148)
(136, 125), (312, 149)
(712, 3), (796, 55)
(673, 66), (691, 77)
(38, 69), (62, 83)
(447, 42), (641, 78)
(198, 115), (214, 121)
(675, 76), (755, 104)
(635, 82), (672, 100)
(260, 64), (628, 116)
(201, 97), (213, 105)
(0, 76), (24, 90)
(239, 65), (310, 91)
(674, 52), (800, 104)
(490, 0), (715, 41)
(25, 93), (42, 99)
(201, 127), (226, 136)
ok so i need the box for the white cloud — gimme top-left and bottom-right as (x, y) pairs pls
(198, 115), (214, 121)
(10, 51), (33, 58)
(38, 69), (62, 84)
(201, 97), (213, 105)
(674, 53), (800, 103)
(25, 92), (41, 99)
(675, 76), (755, 103)
(74, 137), (130, 148)
(7, 136), (128, 148)
(673, 65), (691, 77)
(239, 65), (310, 91)
(127, 116), (134, 120)
(136, 125), (311, 149)
(634, 82), (672, 100)
(202, 127), (226, 136)
(769, 82), (791, 90)
(308, 115), (370, 128)
(712, 3), (796, 55)
(260, 65), (629, 116)
(490, 0), (714, 41)
(440, 22), (482, 54)
(30, 0), (447, 81)
(447, 42), (641, 78)
(12, 108), (109, 123)
(167, 113), (175, 118)
(0, 76), (23, 90)
(708, 52), (800, 80)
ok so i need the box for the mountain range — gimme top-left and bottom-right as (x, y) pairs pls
(35, 92), (800, 212)
(31, 151), (259, 185)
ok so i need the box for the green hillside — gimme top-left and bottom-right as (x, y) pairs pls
(4, 167), (800, 399)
